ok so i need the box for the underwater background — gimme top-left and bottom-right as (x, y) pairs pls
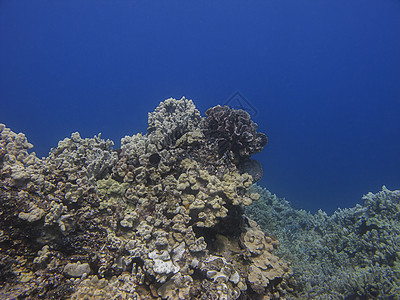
(1, 0), (400, 214)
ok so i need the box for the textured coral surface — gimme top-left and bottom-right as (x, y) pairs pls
(246, 184), (400, 299)
(0, 98), (293, 299)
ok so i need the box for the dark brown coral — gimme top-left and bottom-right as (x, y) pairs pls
(203, 105), (268, 163)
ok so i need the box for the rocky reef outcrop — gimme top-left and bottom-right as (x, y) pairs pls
(0, 97), (292, 299)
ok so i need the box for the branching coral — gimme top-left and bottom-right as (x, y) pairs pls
(246, 184), (400, 299)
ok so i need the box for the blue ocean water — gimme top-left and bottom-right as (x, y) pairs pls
(1, 0), (399, 214)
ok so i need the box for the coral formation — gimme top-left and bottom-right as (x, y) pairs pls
(0, 124), (42, 188)
(246, 184), (400, 299)
(0, 97), (292, 299)
(147, 97), (202, 149)
(203, 105), (267, 163)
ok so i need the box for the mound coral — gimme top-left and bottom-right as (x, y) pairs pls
(0, 97), (290, 299)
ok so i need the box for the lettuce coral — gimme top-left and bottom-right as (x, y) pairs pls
(203, 105), (268, 162)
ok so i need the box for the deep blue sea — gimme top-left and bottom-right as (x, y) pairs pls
(1, 0), (399, 213)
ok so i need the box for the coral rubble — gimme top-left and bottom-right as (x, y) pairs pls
(0, 97), (292, 299)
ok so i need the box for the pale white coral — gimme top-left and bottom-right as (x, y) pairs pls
(18, 203), (45, 222)
(64, 261), (91, 278)
(0, 124), (43, 187)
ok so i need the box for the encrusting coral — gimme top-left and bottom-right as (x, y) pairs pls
(0, 97), (292, 299)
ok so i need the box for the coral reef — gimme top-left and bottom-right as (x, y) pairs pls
(246, 184), (400, 299)
(0, 97), (292, 299)
(40, 132), (118, 203)
(4, 97), (398, 299)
